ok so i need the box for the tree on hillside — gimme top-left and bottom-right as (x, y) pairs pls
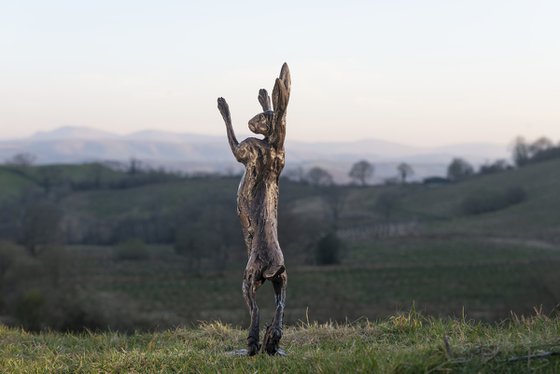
(127, 158), (144, 175)
(511, 136), (560, 166)
(305, 167), (334, 187)
(478, 159), (510, 175)
(528, 136), (554, 155)
(89, 163), (105, 189)
(397, 162), (414, 183)
(511, 136), (530, 166)
(323, 186), (347, 230)
(283, 166), (305, 182)
(304, 167), (346, 229)
(174, 201), (239, 275)
(20, 202), (63, 256)
(374, 191), (401, 221)
(37, 167), (62, 195)
(447, 158), (474, 182)
(5, 153), (37, 167)
(349, 160), (374, 186)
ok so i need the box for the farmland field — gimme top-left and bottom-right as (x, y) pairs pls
(1, 159), (559, 331)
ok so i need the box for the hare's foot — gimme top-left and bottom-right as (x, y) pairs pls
(247, 336), (261, 356)
(263, 324), (283, 355)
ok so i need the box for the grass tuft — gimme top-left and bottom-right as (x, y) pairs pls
(2, 313), (559, 373)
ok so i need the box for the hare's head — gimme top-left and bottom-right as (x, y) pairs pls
(248, 88), (274, 136)
(248, 110), (274, 136)
(247, 64), (291, 137)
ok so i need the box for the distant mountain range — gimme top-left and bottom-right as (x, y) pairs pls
(0, 126), (510, 183)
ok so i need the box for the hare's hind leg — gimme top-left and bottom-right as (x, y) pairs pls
(263, 271), (287, 355)
(242, 271), (262, 355)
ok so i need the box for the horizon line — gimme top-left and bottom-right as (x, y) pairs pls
(0, 125), (521, 149)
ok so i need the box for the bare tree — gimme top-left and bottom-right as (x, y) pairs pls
(5, 153), (37, 167)
(447, 158), (474, 182)
(511, 135), (560, 166)
(37, 167), (62, 195)
(127, 158), (143, 175)
(397, 162), (414, 183)
(321, 186), (347, 230)
(305, 167), (334, 186)
(21, 202), (63, 256)
(374, 191), (401, 221)
(283, 166), (305, 182)
(349, 160), (374, 186)
(479, 159), (510, 175)
(529, 136), (554, 155)
(511, 136), (529, 166)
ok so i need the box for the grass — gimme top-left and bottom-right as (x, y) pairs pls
(2, 161), (560, 371)
(398, 159), (560, 238)
(1, 313), (559, 373)
(0, 167), (39, 203)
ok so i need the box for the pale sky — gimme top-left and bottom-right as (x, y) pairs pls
(1, 0), (559, 146)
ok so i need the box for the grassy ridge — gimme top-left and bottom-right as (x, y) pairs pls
(1, 159), (559, 235)
(1, 314), (559, 373)
(399, 159), (560, 237)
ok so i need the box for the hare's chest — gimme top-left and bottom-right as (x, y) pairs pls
(263, 148), (285, 172)
(245, 140), (284, 174)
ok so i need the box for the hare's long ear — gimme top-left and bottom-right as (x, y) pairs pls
(279, 63), (291, 96)
(258, 89), (272, 112)
(272, 63), (291, 112)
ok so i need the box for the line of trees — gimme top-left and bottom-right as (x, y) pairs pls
(443, 135), (560, 184)
(512, 136), (560, 167)
(301, 160), (415, 188)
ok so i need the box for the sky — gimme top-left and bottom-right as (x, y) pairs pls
(1, 0), (559, 146)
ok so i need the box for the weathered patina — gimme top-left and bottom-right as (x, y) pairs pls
(217, 63), (291, 355)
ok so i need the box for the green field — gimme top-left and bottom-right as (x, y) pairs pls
(50, 237), (558, 329)
(7, 237), (555, 331)
(1, 159), (559, 331)
(1, 314), (559, 373)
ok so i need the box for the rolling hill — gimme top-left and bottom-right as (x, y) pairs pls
(0, 126), (509, 182)
(0, 158), (558, 329)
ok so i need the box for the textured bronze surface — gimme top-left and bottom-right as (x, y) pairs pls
(218, 63), (291, 355)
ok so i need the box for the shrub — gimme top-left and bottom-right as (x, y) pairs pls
(461, 187), (527, 215)
(15, 290), (45, 331)
(530, 146), (560, 163)
(0, 241), (23, 277)
(315, 231), (341, 265)
(113, 239), (150, 261)
(447, 158), (474, 181)
(478, 159), (511, 175)
(422, 176), (450, 185)
(374, 191), (401, 220)
(504, 186), (528, 205)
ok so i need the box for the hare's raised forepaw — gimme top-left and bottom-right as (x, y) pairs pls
(217, 97), (231, 121)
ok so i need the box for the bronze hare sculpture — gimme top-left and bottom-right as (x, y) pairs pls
(217, 63), (291, 355)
